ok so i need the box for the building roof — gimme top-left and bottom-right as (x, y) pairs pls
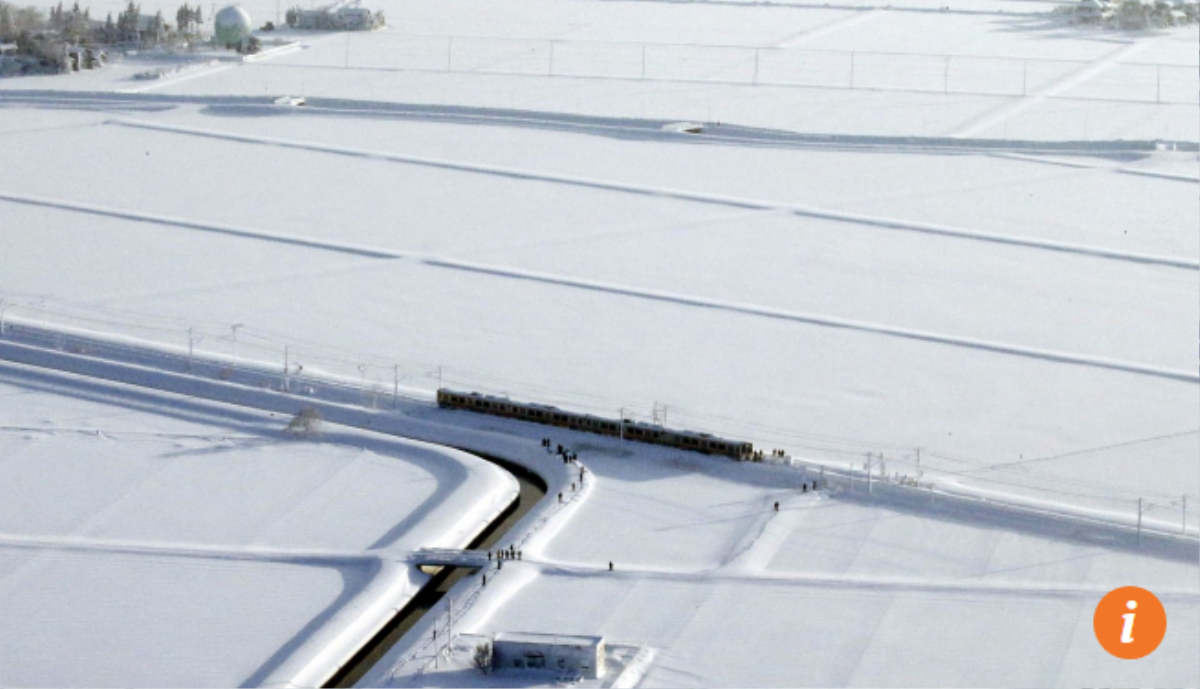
(494, 632), (604, 647)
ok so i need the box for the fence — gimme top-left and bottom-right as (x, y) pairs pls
(323, 33), (1199, 106)
(0, 294), (1195, 540)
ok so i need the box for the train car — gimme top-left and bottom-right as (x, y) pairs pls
(436, 388), (753, 460)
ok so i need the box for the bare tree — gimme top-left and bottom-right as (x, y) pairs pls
(12, 5), (46, 35)
(0, 5), (14, 42)
(286, 406), (322, 438)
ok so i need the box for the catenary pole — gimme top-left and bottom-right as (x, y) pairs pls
(1136, 498), (1143, 546)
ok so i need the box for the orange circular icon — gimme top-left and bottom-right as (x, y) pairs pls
(1094, 586), (1166, 659)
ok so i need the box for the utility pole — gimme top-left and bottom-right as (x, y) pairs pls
(0, 299), (8, 337)
(437, 365), (443, 389)
(187, 327), (194, 371)
(865, 453), (873, 496)
(1183, 495), (1188, 535)
(916, 446), (921, 472)
(619, 408), (625, 440)
(230, 323), (243, 359)
(283, 346), (290, 391)
(1136, 498), (1143, 546)
(357, 364), (367, 407)
(393, 364), (399, 408)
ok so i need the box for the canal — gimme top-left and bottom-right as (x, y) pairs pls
(327, 451), (547, 687)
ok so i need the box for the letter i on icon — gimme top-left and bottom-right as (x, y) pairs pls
(1121, 600), (1137, 643)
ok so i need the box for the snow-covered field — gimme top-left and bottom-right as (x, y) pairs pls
(0, 361), (516, 687)
(0, 101), (1194, 512)
(1, 0), (1197, 684)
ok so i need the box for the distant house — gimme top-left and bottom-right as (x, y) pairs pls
(1113, 0), (1149, 27)
(331, 5), (378, 30)
(1075, 0), (1109, 21)
(491, 632), (606, 679)
(291, 1), (382, 30)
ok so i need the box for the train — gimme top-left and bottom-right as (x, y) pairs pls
(436, 388), (754, 460)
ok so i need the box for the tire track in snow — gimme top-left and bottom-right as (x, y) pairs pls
(107, 119), (1200, 271)
(991, 152), (1200, 184)
(0, 532), (380, 567)
(1, 189), (1194, 384)
(0, 191), (401, 259)
(533, 562), (1200, 602)
(949, 40), (1153, 139)
(427, 258), (1200, 385)
(772, 9), (882, 48)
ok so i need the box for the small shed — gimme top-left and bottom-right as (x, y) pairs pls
(492, 632), (606, 679)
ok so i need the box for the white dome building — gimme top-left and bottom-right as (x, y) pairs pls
(214, 5), (252, 45)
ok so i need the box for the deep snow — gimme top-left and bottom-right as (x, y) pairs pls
(1, 0), (1196, 684)
(0, 361), (516, 687)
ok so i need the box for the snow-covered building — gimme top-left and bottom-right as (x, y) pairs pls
(1074, 0), (1110, 21)
(491, 632), (606, 679)
(290, 1), (383, 30)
